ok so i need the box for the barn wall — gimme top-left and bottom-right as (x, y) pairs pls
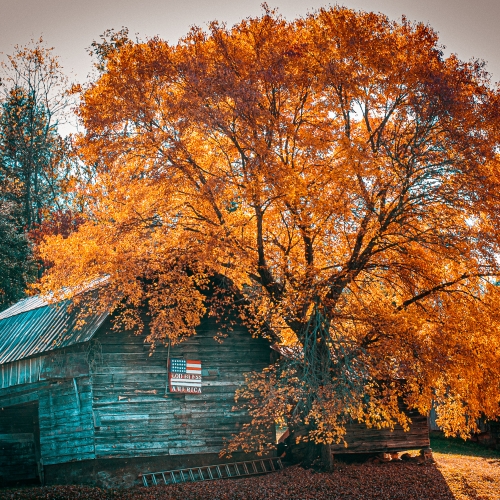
(0, 346), (91, 391)
(38, 376), (95, 465)
(0, 380), (44, 409)
(91, 315), (271, 461)
(0, 357), (45, 390)
(0, 344), (96, 470)
(0, 313), (273, 486)
(289, 403), (429, 462)
(0, 402), (40, 484)
(328, 408), (430, 453)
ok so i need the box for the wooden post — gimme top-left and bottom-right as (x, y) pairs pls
(420, 447), (434, 462)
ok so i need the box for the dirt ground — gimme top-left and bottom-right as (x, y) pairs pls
(1, 438), (498, 499)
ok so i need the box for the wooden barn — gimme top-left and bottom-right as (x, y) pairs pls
(0, 295), (272, 488)
(0, 294), (430, 487)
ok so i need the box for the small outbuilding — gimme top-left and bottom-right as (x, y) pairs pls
(0, 295), (271, 487)
(0, 294), (430, 487)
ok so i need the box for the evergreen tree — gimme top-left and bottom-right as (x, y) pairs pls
(0, 39), (71, 309)
(0, 86), (66, 230)
(0, 200), (36, 308)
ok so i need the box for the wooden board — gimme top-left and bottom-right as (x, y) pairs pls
(0, 402), (40, 483)
(0, 433), (37, 481)
(38, 376), (96, 465)
(91, 315), (272, 459)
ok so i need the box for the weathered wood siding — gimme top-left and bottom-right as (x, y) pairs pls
(329, 408), (430, 453)
(0, 345), (96, 469)
(0, 346), (90, 390)
(0, 402), (39, 483)
(0, 380), (43, 409)
(38, 376), (95, 465)
(289, 405), (429, 461)
(0, 316), (271, 479)
(0, 357), (45, 389)
(91, 316), (271, 460)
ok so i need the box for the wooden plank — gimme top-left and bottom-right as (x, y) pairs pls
(328, 415), (430, 453)
(0, 381), (48, 404)
(40, 352), (89, 380)
(88, 314), (271, 460)
(169, 445), (222, 455)
(0, 432), (37, 480)
(42, 450), (96, 465)
(0, 393), (39, 410)
(37, 377), (96, 464)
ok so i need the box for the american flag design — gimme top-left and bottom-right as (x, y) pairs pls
(169, 358), (202, 394)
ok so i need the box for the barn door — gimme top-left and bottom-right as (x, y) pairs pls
(0, 401), (41, 485)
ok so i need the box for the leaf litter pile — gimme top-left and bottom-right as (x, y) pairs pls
(0, 463), (457, 500)
(4, 440), (500, 500)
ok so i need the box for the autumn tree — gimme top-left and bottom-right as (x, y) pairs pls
(0, 39), (73, 306)
(38, 8), (500, 458)
(0, 39), (71, 230)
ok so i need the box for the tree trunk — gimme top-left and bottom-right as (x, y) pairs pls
(287, 425), (333, 470)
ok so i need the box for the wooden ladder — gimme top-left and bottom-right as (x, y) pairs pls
(140, 457), (284, 487)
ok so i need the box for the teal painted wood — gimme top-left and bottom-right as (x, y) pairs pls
(91, 315), (271, 460)
(0, 381), (45, 407)
(0, 356), (45, 389)
(0, 309), (272, 470)
(38, 376), (96, 465)
(0, 348), (92, 392)
(0, 372), (95, 468)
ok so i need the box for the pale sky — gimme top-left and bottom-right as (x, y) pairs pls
(1, 0), (499, 85)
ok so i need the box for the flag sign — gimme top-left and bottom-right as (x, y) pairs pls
(169, 358), (202, 393)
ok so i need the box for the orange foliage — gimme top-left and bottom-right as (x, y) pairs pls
(38, 7), (500, 447)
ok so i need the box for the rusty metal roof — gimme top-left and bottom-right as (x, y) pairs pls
(0, 295), (109, 364)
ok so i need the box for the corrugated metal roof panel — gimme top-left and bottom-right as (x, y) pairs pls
(0, 277), (110, 321)
(0, 295), (50, 320)
(0, 298), (109, 365)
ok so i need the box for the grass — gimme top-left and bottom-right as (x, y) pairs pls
(431, 435), (500, 500)
(431, 434), (500, 459)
